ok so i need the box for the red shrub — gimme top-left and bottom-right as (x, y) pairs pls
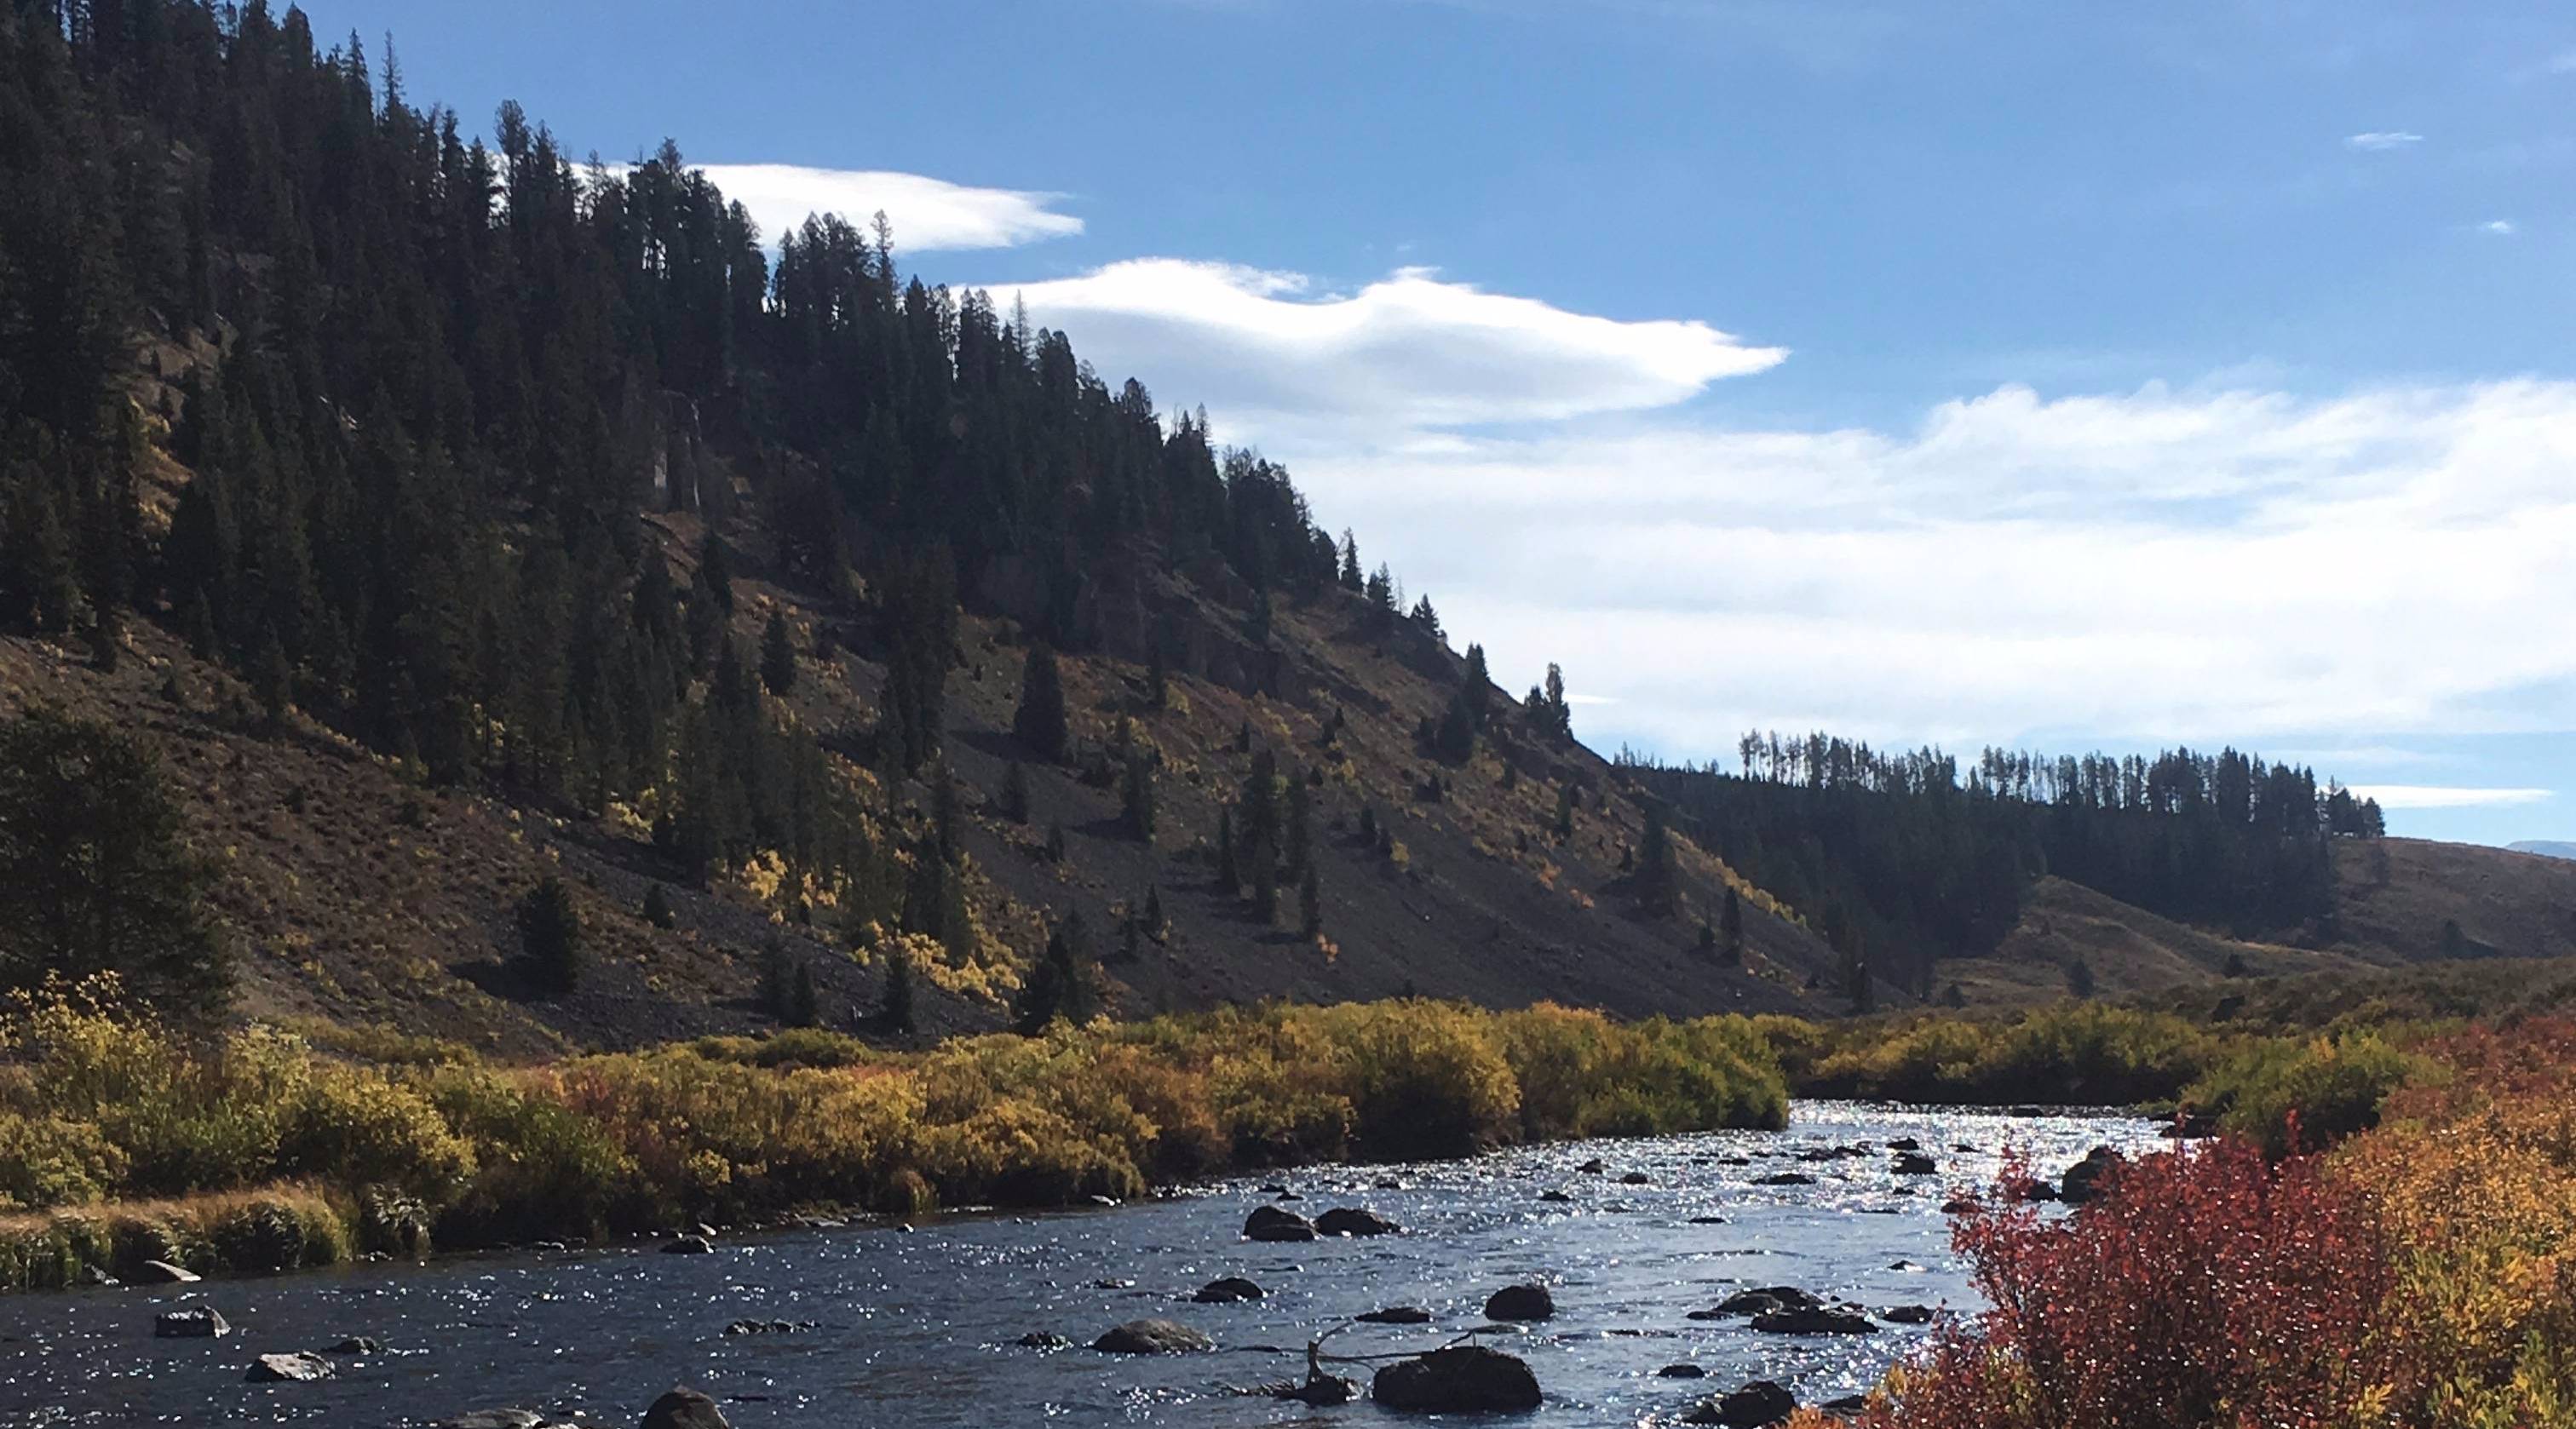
(1866, 1138), (2405, 1429)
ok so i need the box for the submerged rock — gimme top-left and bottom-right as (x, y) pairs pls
(245, 1352), (335, 1383)
(1093, 1318), (1215, 1354)
(325, 1335), (382, 1354)
(1658, 1363), (1706, 1378)
(1699, 1287), (1821, 1317)
(154, 1308), (230, 1339)
(1538, 1189), (1575, 1203)
(722, 1318), (816, 1334)
(1751, 1172), (1815, 1186)
(641, 1386), (731, 1429)
(1193, 1277), (1265, 1304)
(1314, 1206), (1400, 1237)
(1243, 1205), (1316, 1242)
(1356, 1306), (1431, 1324)
(1372, 1345), (1543, 1413)
(1482, 1283), (1555, 1321)
(1016, 1332), (1072, 1349)
(1893, 1152), (1938, 1176)
(434, 1412), (581, 1429)
(1881, 1305), (1935, 1324)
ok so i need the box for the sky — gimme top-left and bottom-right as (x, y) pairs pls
(322, 0), (2576, 844)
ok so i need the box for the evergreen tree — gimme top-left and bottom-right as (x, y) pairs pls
(788, 960), (819, 1027)
(1014, 643), (1068, 761)
(1720, 885), (1745, 963)
(759, 610), (797, 695)
(0, 709), (227, 1015)
(1636, 799), (1677, 915)
(2064, 956), (2096, 1000)
(1013, 913), (1099, 1034)
(1120, 749), (1156, 841)
(642, 882), (676, 928)
(1338, 530), (1361, 591)
(1045, 822), (1067, 863)
(516, 874), (581, 996)
(880, 943), (917, 1035)
(1299, 858), (1321, 939)
(1553, 783), (1574, 841)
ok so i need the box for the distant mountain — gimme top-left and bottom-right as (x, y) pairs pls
(2509, 841), (2576, 862)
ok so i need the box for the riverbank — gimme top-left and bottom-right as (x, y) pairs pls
(0, 988), (1787, 1292)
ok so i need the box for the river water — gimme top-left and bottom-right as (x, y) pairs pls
(0, 1103), (2160, 1428)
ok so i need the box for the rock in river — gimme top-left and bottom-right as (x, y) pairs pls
(641, 1386), (731, 1429)
(245, 1352), (336, 1383)
(1314, 1206), (1400, 1237)
(1482, 1283), (1555, 1321)
(1881, 1305), (1934, 1324)
(1893, 1152), (1937, 1176)
(1372, 1345), (1543, 1413)
(1243, 1204), (1317, 1242)
(1751, 1306), (1878, 1335)
(1357, 1306), (1431, 1324)
(1193, 1277), (1265, 1304)
(1685, 1380), (1797, 1426)
(154, 1308), (230, 1339)
(2060, 1145), (2126, 1205)
(659, 1234), (714, 1254)
(1093, 1318), (1216, 1354)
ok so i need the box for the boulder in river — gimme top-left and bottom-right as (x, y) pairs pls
(1193, 1277), (1265, 1304)
(1016, 1332), (1072, 1349)
(154, 1308), (230, 1339)
(1578, 1156), (1607, 1174)
(1700, 1287), (1821, 1317)
(245, 1352), (336, 1383)
(1685, 1380), (1797, 1427)
(434, 1413), (581, 1429)
(1658, 1363), (1706, 1378)
(1356, 1306), (1431, 1324)
(1893, 1152), (1938, 1176)
(1751, 1306), (1878, 1334)
(1315, 1207), (1400, 1237)
(1482, 1283), (1555, 1321)
(1093, 1318), (1216, 1354)
(1618, 1171), (1651, 1185)
(133, 1260), (198, 1283)
(1751, 1172), (1815, 1186)
(659, 1234), (714, 1254)
(1881, 1305), (1935, 1324)
(1885, 1137), (1922, 1151)
(641, 1386), (731, 1429)
(326, 1336), (381, 1354)
(1538, 1189), (1574, 1203)
(1372, 1345), (1543, 1413)
(1243, 1204), (1317, 1242)
(2061, 1145), (2126, 1205)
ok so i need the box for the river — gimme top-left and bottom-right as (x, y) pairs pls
(0, 1102), (2161, 1427)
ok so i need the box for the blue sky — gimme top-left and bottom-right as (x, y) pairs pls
(331, 0), (2576, 843)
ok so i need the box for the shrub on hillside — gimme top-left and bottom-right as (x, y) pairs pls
(2182, 1030), (2433, 1156)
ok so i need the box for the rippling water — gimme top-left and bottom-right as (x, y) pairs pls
(0, 1103), (2161, 1427)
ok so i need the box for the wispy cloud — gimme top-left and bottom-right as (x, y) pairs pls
(2481, 219), (2520, 236)
(690, 164), (1081, 252)
(2345, 130), (2424, 151)
(999, 260), (1785, 438)
(2349, 784), (2553, 810)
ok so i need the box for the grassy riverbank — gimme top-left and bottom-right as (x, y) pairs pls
(0, 986), (1785, 1291)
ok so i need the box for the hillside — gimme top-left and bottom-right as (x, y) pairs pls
(2321, 836), (2576, 965)
(0, 516), (1855, 1056)
(1935, 875), (2363, 1007)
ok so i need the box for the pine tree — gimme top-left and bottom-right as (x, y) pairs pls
(787, 961), (819, 1026)
(1720, 885), (1745, 963)
(1553, 783), (1574, 840)
(880, 944), (918, 1036)
(1636, 799), (1677, 915)
(1045, 822), (1067, 863)
(254, 627), (293, 731)
(516, 874), (581, 996)
(1299, 858), (1321, 938)
(1120, 749), (1155, 841)
(1144, 885), (1165, 938)
(2064, 956), (2096, 1000)
(1000, 759), (1030, 824)
(0, 709), (228, 1015)
(759, 609), (796, 695)
(1014, 914), (1099, 1034)
(1338, 530), (1362, 591)
(642, 882), (676, 928)
(1216, 806), (1239, 893)
(1014, 643), (1067, 761)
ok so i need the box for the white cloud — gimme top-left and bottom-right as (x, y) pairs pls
(998, 259), (1784, 438)
(990, 252), (2576, 769)
(2349, 784), (2553, 810)
(2482, 219), (2520, 236)
(2345, 130), (2424, 151)
(689, 164), (1081, 252)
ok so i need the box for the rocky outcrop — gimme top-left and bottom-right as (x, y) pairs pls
(1092, 1318), (1216, 1354)
(1372, 1345), (1543, 1413)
